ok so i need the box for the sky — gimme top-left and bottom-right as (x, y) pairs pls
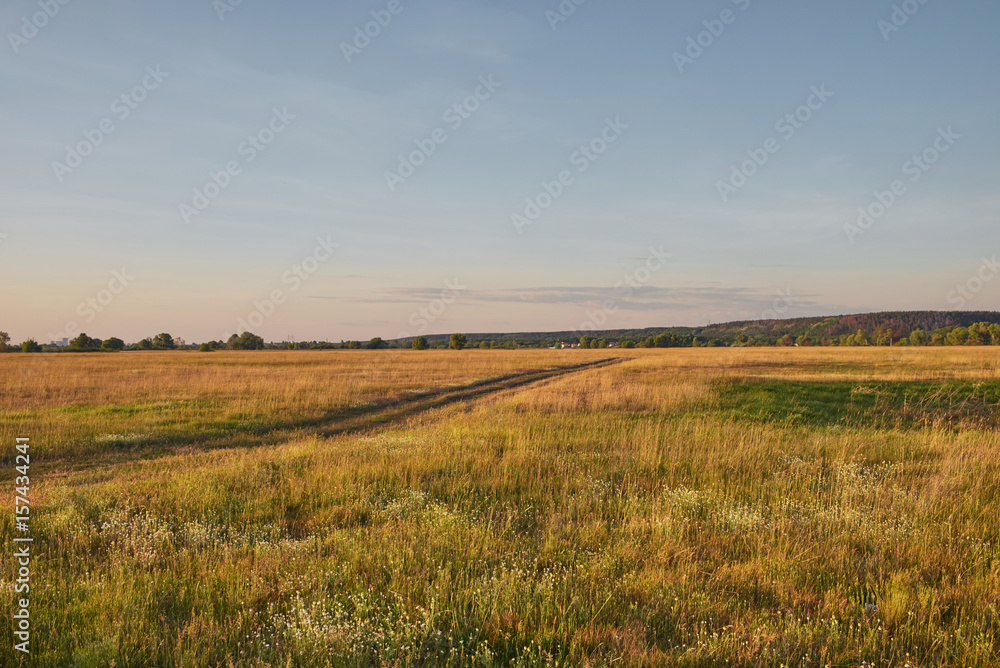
(1, 0), (998, 344)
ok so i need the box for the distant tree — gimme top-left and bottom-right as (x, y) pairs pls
(622, 340), (635, 349)
(137, 338), (153, 350)
(909, 329), (926, 346)
(198, 343), (214, 352)
(872, 326), (893, 346)
(479, 341), (490, 350)
(655, 332), (690, 348)
(989, 324), (1000, 345)
(579, 335), (593, 349)
(778, 334), (794, 347)
(930, 333), (945, 346)
(101, 337), (125, 351)
(795, 335), (813, 347)
(947, 327), (968, 346)
(449, 333), (467, 350)
(20, 339), (42, 353)
(595, 338), (608, 349)
(152, 333), (176, 350)
(0, 331), (9, 352)
(227, 332), (265, 350)
(69, 333), (102, 350)
(366, 337), (387, 350)
(411, 336), (429, 351)
(971, 323), (994, 345)
(853, 330), (869, 346)
(240, 332), (265, 350)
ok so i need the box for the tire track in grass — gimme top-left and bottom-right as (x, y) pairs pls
(316, 357), (624, 437)
(36, 357), (626, 476)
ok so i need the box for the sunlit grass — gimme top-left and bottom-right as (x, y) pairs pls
(1, 348), (998, 666)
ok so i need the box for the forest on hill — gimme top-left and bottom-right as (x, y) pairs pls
(400, 311), (1000, 349)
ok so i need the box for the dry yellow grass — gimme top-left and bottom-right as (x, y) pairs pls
(1, 348), (999, 666)
(0, 349), (615, 460)
(1, 349), (617, 411)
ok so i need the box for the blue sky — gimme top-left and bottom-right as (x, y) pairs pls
(2, 0), (998, 343)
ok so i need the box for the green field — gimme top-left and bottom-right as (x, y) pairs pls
(2, 348), (999, 666)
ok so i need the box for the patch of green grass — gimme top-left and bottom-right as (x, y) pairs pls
(715, 379), (1000, 429)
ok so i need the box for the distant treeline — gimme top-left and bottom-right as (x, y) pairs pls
(5, 311), (1000, 353)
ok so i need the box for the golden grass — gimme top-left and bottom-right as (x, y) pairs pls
(1, 348), (999, 666)
(1, 349), (619, 411)
(0, 350), (615, 460)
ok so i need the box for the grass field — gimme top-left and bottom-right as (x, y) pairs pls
(2, 348), (1000, 666)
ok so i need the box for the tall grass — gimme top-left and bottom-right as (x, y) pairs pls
(1, 348), (998, 666)
(0, 350), (613, 460)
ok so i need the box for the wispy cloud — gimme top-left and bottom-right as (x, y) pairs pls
(325, 285), (822, 314)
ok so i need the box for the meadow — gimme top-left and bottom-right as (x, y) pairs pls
(1, 348), (999, 667)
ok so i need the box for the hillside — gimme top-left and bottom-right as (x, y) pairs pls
(698, 311), (1000, 341)
(392, 311), (1000, 347)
